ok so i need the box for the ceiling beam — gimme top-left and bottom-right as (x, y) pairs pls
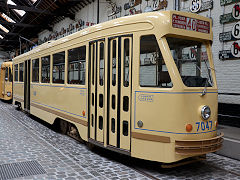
(0, 31), (19, 36)
(1, 3), (75, 19)
(0, 19), (40, 27)
(0, 39), (19, 42)
(0, 3), (55, 15)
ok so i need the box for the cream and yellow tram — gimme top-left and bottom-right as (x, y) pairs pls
(0, 61), (13, 101)
(13, 11), (223, 163)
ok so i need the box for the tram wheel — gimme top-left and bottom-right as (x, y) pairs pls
(16, 103), (22, 111)
(59, 120), (68, 134)
(87, 142), (95, 151)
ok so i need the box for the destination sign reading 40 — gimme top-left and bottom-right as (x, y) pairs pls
(172, 14), (210, 34)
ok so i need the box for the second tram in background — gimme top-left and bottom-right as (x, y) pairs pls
(12, 11), (223, 164)
(0, 61), (13, 101)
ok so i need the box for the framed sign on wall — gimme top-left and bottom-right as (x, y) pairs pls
(220, 3), (240, 24)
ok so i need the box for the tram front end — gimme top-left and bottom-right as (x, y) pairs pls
(131, 11), (223, 163)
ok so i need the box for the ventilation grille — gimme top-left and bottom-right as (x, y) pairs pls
(0, 161), (46, 180)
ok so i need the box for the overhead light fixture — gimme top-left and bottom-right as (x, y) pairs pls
(0, 35), (3, 39)
(0, 13), (16, 23)
(0, 24), (9, 33)
(7, 0), (26, 17)
(30, 0), (37, 4)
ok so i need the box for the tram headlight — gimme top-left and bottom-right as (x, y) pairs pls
(7, 92), (11, 97)
(201, 105), (211, 120)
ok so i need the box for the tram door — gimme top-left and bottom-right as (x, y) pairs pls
(89, 36), (132, 151)
(108, 36), (132, 151)
(89, 40), (105, 143)
(24, 60), (31, 112)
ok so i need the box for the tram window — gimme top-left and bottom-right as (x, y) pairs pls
(14, 64), (18, 81)
(111, 118), (115, 133)
(99, 116), (103, 130)
(99, 94), (103, 108)
(91, 114), (94, 127)
(123, 121), (128, 136)
(123, 96), (129, 112)
(41, 55), (50, 83)
(166, 37), (213, 87)
(112, 94), (116, 109)
(99, 42), (104, 86)
(32, 58), (39, 82)
(140, 35), (172, 88)
(92, 44), (95, 85)
(92, 93), (94, 106)
(53, 51), (65, 84)
(112, 40), (116, 86)
(123, 39), (130, 87)
(68, 46), (86, 85)
(19, 63), (24, 82)
(5, 67), (8, 81)
(9, 68), (12, 82)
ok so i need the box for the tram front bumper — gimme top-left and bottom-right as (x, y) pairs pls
(175, 133), (224, 155)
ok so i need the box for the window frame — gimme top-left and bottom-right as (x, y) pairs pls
(19, 62), (24, 82)
(32, 58), (40, 83)
(41, 55), (51, 84)
(67, 44), (87, 86)
(52, 51), (66, 84)
(14, 64), (19, 82)
(5, 67), (8, 81)
(9, 66), (12, 82)
(139, 34), (173, 88)
(165, 36), (215, 89)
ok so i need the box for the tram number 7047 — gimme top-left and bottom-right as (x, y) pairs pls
(196, 121), (213, 132)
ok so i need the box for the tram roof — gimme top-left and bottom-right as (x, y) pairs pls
(13, 10), (212, 61)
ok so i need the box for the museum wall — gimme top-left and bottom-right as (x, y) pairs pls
(38, 0), (240, 104)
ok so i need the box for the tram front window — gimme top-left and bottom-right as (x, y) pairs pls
(167, 37), (213, 87)
(140, 35), (172, 88)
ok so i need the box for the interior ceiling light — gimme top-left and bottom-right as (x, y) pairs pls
(0, 35), (3, 39)
(7, 0), (26, 17)
(30, 0), (37, 4)
(0, 13), (16, 23)
(0, 24), (9, 33)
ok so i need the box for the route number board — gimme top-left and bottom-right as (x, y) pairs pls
(172, 14), (210, 34)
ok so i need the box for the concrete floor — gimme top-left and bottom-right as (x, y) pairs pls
(0, 100), (239, 180)
(217, 125), (240, 161)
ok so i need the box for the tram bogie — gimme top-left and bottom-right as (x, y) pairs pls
(12, 11), (223, 163)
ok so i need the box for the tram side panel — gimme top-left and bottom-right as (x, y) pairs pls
(30, 84), (88, 140)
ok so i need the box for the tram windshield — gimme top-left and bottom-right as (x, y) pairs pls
(167, 37), (213, 87)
